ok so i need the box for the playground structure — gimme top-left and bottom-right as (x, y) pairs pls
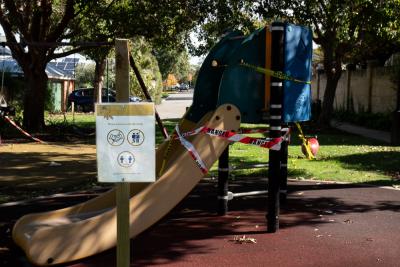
(12, 22), (312, 266)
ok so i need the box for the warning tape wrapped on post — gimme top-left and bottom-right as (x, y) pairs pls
(175, 125), (208, 174)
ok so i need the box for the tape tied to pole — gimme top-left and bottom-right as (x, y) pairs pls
(174, 126), (289, 150)
(201, 126), (284, 150)
(240, 61), (311, 84)
(3, 115), (46, 144)
(295, 122), (315, 160)
(174, 124), (290, 174)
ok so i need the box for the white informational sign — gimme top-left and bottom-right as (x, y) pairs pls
(96, 103), (155, 183)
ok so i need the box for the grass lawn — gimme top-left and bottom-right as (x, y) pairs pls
(152, 119), (399, 187)
(42, 113), (400, 187)
(1, 113), (398, 204)
(46, 112), (96, 129)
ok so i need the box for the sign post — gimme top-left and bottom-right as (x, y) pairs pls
(96, 39), (155, 267)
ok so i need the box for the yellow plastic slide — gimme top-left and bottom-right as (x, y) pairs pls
(12, 104), (241, 266)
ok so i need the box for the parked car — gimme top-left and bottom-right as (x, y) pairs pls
(179, 83), (189, 91)
(68, 88), (141, 112)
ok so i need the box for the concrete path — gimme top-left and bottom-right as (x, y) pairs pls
(155, 93), (393, 144)
(156, 91), (193, 120)
(331, 120), (391, 143)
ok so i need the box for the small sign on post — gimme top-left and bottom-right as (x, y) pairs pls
(96, 103), (156, 183)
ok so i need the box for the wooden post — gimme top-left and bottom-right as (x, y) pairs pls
(267, 22), (284, 233)
(217, 146), (230, 215)
(115, 38), (131, 267)
(72, 102), (75, 123)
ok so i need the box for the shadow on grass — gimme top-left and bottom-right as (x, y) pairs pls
(332, 151), (400, 174)
(289, 127), (389, 147)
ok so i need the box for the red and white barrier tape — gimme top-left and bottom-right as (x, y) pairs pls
(3, 116), (46, 144)
(175, 125), (208, 174)
(200, 127), (286, 150)
(175, 124), (290, 174)
(175, 126), (289, 150)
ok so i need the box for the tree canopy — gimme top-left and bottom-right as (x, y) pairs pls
(130, 38), (163, 104)
(154, 47), (191, 83)
(2, 0), (399, 130)
(255, 0), (400, 124)
(0, 0), (209, 131)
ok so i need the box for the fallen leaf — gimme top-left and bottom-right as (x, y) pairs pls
(233, 235), (257, 244)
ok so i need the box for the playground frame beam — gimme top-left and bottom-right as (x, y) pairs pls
(266, 22), (285, 233)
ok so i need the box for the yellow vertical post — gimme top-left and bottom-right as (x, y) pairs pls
(115, 38), (131, 267)
(264, 25), (272, 111)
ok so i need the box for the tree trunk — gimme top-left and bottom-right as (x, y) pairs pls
(23, 68), (48, 132)
(318, 68), (342, 126)
(317, 41), (343, 127)
(396, 80), (400, 111)
(94, 58), (107, 104)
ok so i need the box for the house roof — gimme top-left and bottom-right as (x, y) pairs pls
(0, 59), (75, 80)
(0, 46), (11, 56)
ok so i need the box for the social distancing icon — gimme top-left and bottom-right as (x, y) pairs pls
(127, 129), (144, 146)
(117, 151), (135, 167)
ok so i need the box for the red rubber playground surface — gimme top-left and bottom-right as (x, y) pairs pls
(1, 178), (400, 267)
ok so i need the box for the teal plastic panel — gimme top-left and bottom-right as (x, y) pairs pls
(188, 23), (312, 124)
(217, 28), (266, 123)
(283, 23), (312, 122)
(186, 31), (244, 123)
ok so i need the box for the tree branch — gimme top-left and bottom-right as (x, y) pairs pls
(4, 0), (29, 37)
(46, 0), (75, 42)
(48, 46), (91, 60)
(0, 5), (25, 61)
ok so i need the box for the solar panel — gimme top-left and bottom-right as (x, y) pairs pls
(63, 58), (80, 63)
(57, 62), (67, 69)
(65, 62), (76, 70)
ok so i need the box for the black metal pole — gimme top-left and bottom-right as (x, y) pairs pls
(217, 146), (230, 215)
(267, 22), (285, 233)
(280, 125), (289, 204)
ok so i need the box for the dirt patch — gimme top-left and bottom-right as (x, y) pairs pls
(0, 141), (105, 204)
